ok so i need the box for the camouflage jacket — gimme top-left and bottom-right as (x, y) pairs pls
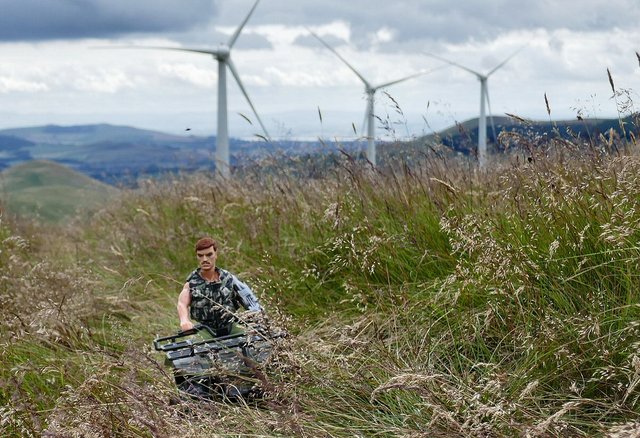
(187, 267), (262, 334)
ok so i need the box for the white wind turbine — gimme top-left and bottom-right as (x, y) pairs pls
(122, 0), (269, 177)
(425, 47), (525, 168)
(309, 29), (433, 167)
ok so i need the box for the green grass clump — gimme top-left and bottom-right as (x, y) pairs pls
(4, 131), (640, 436)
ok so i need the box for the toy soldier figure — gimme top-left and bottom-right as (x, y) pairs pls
(177, 236), (262, 336)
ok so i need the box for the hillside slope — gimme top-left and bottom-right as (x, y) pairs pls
(3, 142), (640, 435)
(0, 160), (118, 223)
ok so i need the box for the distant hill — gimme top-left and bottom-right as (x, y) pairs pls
(0, 118), (634, 186)
(419, 115), (635, 153)
(0, 123), (220, 146)
(0, 123), (351, 185)
(0, 160), (119, 223)
(0, 134), (35, 163)
(0, 124), (218, 185)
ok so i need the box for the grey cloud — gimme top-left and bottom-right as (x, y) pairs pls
(0, 0), (217, 41)
(2, 0), (638, 48)
(254, 0), (640, 48)
(169, 27), (272, 51)
(294, 33), (348, 49)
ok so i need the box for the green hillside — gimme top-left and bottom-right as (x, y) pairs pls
(0, 160), (118, 223)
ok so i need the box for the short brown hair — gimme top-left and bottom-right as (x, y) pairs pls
(195, 237), (217, 252)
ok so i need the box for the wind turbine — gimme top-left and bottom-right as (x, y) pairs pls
(425, 47), (525, 168)
(309, 29), (432, 167)
(120, 0), (269, 177)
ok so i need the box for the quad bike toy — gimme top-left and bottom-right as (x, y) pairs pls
(153, 323), (284, 400)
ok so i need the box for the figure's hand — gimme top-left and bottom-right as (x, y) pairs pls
(180, 320), (194, 331)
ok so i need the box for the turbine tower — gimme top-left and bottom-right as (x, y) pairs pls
(125, 0), (269, 177)
(425, 47), (525, 168)
(309, 30), (430, 167)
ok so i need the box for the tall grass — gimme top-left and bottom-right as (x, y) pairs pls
(3, 115), (640, 436)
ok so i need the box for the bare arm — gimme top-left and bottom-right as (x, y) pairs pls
(177, 282), (194, 331)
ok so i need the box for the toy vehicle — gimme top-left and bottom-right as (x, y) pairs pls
(153, 323), (284, 400)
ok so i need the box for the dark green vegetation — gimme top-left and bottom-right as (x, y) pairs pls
(0, 160), (118, 223)
(3, 116), (640, 436)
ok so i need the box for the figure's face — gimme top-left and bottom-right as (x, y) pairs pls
(196, 245), (217, 272)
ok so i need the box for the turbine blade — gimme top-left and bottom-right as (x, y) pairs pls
(423, 51), (482, 79)
(228, 0), (260, 48)
(484, 83), (497, 142)
(100, 45), (224, 57)
(226, 57), (271, 140)
(486, 43), (528, 77)
(372, 65), (447, 90)
(307, 28), (371, 88)
(373, 72), (424, 90)
(159, 47), (222, 56)
(372, 65), (449, 91)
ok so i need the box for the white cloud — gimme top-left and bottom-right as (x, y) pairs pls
(373, 27), (395, 44)
(158, 63), (216, 88)
(70, 68), (134, 93)
(264, 66), (333, 87)
(0, 76), (48, 93)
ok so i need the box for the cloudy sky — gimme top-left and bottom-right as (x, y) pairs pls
(0, 0), (638, 141)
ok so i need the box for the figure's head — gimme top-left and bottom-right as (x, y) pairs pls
(195, 237), (218, 272)
(195, 237), (217, 252)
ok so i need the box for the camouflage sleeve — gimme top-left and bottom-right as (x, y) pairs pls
(231, 276), (262, 312)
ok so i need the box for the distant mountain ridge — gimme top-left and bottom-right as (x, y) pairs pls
(0, 123), (188, 145)
(0, 123), (351, 185)
(0, 123), (218, 185)
(0, 117), (633, 185)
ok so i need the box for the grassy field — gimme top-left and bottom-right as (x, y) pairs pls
(0, 160), (118, 223)
(2, 124), (640, 436)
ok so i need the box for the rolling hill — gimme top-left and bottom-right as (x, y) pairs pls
(0, 160), (119, 223)
(0, 117), (634, 186)
(0, 123), (342, 185)
(0, 124), (217, 185)
(422, 115), (634, 152)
